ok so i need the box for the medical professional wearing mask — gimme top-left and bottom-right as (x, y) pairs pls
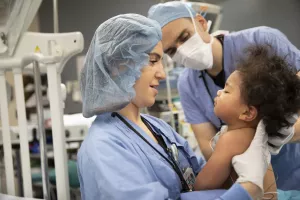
(148, 1), (300, 191)
(78, 14), (270, 200)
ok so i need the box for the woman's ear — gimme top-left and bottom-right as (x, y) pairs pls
(239, 106), (258, 122)
(195, 14), (208, 31)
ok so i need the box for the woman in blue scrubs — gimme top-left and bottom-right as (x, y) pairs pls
(78, 14), (269, 200)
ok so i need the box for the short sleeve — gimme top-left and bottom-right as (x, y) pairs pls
(256, 26), (300, 71)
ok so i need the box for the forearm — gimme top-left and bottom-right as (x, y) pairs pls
(194, 166), (230, 191)
(194, 143), (233, 191)
(191, 123), (217, 161)
(197, 138), (213, 160)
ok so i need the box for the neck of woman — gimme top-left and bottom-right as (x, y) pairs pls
(118, 102), (142, 124)
(118, 103), (159, 143)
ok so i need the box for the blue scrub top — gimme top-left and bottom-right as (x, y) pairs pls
(178, 26), (300, 190)
(77, 113), (252, 200)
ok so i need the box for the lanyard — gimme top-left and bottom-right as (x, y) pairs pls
(198, 35), (225, 129)
(200, 71), (225, 129)
(141, 117), (168, 151)
(111, 112), (191, 192)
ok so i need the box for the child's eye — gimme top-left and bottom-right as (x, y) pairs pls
(224, 90), (229, 93)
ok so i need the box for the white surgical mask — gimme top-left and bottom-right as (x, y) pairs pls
(172, 5), (214, 70)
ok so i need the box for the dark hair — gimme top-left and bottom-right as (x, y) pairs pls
(237, 44), (300, 138)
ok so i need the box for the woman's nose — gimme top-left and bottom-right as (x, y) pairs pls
(156, 62), (166, 80)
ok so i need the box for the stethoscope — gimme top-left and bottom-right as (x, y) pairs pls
(197, 34), (225, 128)
(111, 112), (192, 192)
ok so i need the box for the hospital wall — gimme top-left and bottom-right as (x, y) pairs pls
(38, 0), (300, 114)
(220, 0), (300, 48)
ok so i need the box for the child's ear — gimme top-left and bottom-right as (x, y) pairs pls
(239, 106), (257, 122)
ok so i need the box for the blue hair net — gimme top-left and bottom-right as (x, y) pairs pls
(80, 14), (162, 118)
(148, 1), (196, 28)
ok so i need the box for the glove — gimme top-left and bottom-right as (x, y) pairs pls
(232, 120), (271, 191)
(268, 114), (298, 154)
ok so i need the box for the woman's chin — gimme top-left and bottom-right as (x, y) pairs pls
(132, 98), (156, 109)
(140, 98), (156, 108)
(145, 101), (156, 108)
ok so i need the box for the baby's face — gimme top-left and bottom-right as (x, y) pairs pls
(214, 71), (246, 124)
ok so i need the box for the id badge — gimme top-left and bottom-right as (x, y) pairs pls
(183, 167), (195, 191)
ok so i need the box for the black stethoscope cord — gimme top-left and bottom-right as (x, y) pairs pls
(199, 71), (225, 128)
(111, 112), (190, 192)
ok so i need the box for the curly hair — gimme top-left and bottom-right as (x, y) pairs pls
(236, 44), (300, 138)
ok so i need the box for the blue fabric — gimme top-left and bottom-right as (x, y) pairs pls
(148, 1), (196, 28)
(181, 184), (252, 200)
(271, 143), (300, 191)
(80, 14), (162, 118)
(219, 183), (252, 200)
(278, 189), (300, 200)
(177, 26), (300, 190)
(77, 113), (251, 200)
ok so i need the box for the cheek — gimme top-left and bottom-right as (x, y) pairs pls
(133, 71), (153, 95)
(215, 101), (229, 116)
(214, 97), (237, 116)
(134, 72), (147, 89)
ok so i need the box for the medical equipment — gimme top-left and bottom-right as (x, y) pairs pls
(111, 112), (194, 192)
(0, 0), (84, 199)
(170, 143), (179, 164)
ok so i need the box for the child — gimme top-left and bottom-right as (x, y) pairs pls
(193, 44), (300, 199)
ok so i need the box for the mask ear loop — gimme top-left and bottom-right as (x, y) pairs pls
(183, 4), (198, 33)
(183, 4), (214, 44)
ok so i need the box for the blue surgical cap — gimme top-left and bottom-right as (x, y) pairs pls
(148, 1), (196, 28)
(80, 14), (162, 118)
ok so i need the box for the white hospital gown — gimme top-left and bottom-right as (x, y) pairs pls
(211, 125), (228, 151)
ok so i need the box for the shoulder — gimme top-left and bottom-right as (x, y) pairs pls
(142, 114), (187, 145)
(142, 114), (173, 135)
(228, 26), (284, 38)
(215, 128), (255, 155)
(226, 26), (287, 45)
(78, 115), (132, 161)
(251, 26), (288, 44)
